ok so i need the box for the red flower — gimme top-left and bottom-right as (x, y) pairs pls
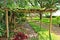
(13, 32), (28, 40)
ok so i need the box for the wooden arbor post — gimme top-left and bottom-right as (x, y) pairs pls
(5, 9), (9, 40)
(13, 12), (16, 30)
(49, 12), (52, 40)
(39, 12), (42, 29)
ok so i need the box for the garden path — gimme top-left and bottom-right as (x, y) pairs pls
(33, 21), (60, 35)
(23, 22), (38, 40)
(12, 22), (38, 40)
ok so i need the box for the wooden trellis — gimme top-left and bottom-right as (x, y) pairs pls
(4, 8), (57, 40)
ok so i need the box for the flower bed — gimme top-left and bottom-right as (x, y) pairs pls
(13, 32), (28, 40)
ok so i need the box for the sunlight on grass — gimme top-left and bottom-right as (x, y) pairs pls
(29, 22), (60, 40)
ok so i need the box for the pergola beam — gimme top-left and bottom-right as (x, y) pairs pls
(14, 9), (57, 13)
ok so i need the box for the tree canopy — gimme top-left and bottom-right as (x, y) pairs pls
(0, 0), (59, 10)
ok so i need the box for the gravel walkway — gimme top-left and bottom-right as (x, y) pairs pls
(22, 22), (38, 40)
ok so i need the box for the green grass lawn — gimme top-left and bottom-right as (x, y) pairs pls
(42, 18), (57, 24)
(32, 17), (58, 24)
(29, 22), (60, 40)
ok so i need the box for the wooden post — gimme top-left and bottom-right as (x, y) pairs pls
(6, 9), (9, 40)
(9, 11), (12, 23)
(39, 12), (42, 29)
(13, 12), (16, 30)
(30, 13), (32, 21)
(49, 12), (52, 40)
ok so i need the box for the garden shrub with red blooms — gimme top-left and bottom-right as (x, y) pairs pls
(13, 32), (28, 40)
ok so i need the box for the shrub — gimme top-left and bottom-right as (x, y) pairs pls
(0, 22), (6, 37)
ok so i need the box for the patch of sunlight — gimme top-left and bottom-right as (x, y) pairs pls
(29, 22), (60, 40)
(38, 31), (60, 40)
(51, 33), (60, 40)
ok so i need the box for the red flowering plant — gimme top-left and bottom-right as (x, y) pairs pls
(13, 32), (28, 40)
